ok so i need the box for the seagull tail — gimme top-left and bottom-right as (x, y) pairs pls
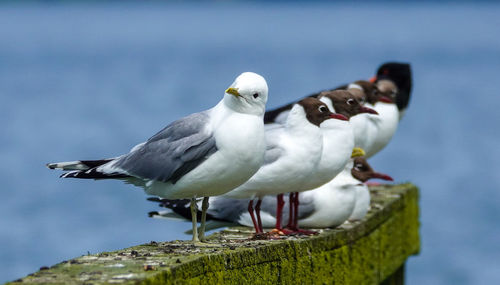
(148, 209), (235, 234)
(148, 210), (188, 221)
(46, 159), (113, 171)
(46, 159), (130, 180)
(147, 197), (219, 222)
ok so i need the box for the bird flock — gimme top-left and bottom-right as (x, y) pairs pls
(47, 62), (412, 243)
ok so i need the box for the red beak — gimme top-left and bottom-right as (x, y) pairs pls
(378, 96), (394, 103)
(369, 76), (377, 83)
(359, 106), (378, 115)
(330, 113), (349, 121)
(370, 172), (393, 181)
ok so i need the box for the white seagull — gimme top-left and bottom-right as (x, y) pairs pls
(47, 72), (269, 242)
(371, 62), (412, 120)
(281, 90), (378, 233)
(347, 156), (393, 221)
(222, 97), (340, 234)
(347, 80), (398, 158)
(348, 62), (412, 157)
(369, 79), (400, 157)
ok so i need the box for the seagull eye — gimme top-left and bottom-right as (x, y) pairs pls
(354, 164), (364, 170)
(318, 105), (328, 113)
(347, 99), (355, 105)
(253, 93), (259, 99)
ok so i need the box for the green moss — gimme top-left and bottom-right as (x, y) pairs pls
(8, 184), (420, 285)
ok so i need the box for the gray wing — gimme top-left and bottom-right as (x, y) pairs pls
(296, 193), (317, 220)
(112, 111), (217, 183)
(262, 125), (285, 165)
(208, 197), (250, 222)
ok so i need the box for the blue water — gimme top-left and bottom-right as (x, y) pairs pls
(1, 2), (500, 284)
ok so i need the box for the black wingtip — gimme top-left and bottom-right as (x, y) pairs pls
(148, 211), (160, 218)
(147, 197), (163, 203)
(60, 172), (73, 178)
(59, 169), (129, 180)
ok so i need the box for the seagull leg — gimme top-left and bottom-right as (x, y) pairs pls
(293, 192), (299, 228)
(281, 192), (298, 235)
(198, 197), (209, 242)
(267, 194), (295, 236)
(291, 192), (317, 235)
(275, 194), (285, 231)
(285, 192), (295, 229)
(255, 198), (263, 233)
(247, 200), (261, 234)
(190, 197), (199, 242)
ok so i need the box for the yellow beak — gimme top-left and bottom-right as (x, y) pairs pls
(225, 87), (241, 97)
(351, 147), (366, 158)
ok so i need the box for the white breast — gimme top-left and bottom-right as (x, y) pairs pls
(348, 185), (370, 221)
(301, 120), (354, 190)
(224, 109), (323, 199)
(365, 102), (399, 158)
(350, 105), (379, 153)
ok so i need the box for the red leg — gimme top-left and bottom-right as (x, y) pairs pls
(247, 200), (261, 234)
(286, 192), (295, 229)
(275, 194), (285, 230)
(293, 192), (299, 228)
(255, 198), (263, 233)
(284, 192), (299, 231)
(292, 192), (317, 235)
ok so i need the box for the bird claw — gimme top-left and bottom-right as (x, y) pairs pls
(283, 227), (318, 236)
(249, 230), (283, 240)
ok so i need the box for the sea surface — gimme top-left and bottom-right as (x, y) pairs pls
(1, 2), (499, 284)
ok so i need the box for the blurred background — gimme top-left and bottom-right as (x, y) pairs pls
(1, 1), (499, 284)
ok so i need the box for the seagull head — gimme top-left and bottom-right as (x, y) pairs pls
(375, 79), (398, 104)
(348, 80), (379, 105)
(289, 97), (347, 128)
(349, 80), (395, 105)
(224, 72), (268, 116)
(373, 62), (412, 111)
(318, 90), (378, 120)
(351, 157), (393, 183)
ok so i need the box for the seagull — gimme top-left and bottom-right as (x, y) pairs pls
(346, 80), (397, 157)
(370, 62), (412, 120)
(282, 90), (378, 233)
(149, 149), (392, 229)
(46, 72), (269, 242)
(222, 97), (341, 234)
(347, 77), (405, 157)
(361, 62), (412, 157)
(368, 79), (400, 157)
(348, 156), (393, 221)
(263, 62), (412, 125)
